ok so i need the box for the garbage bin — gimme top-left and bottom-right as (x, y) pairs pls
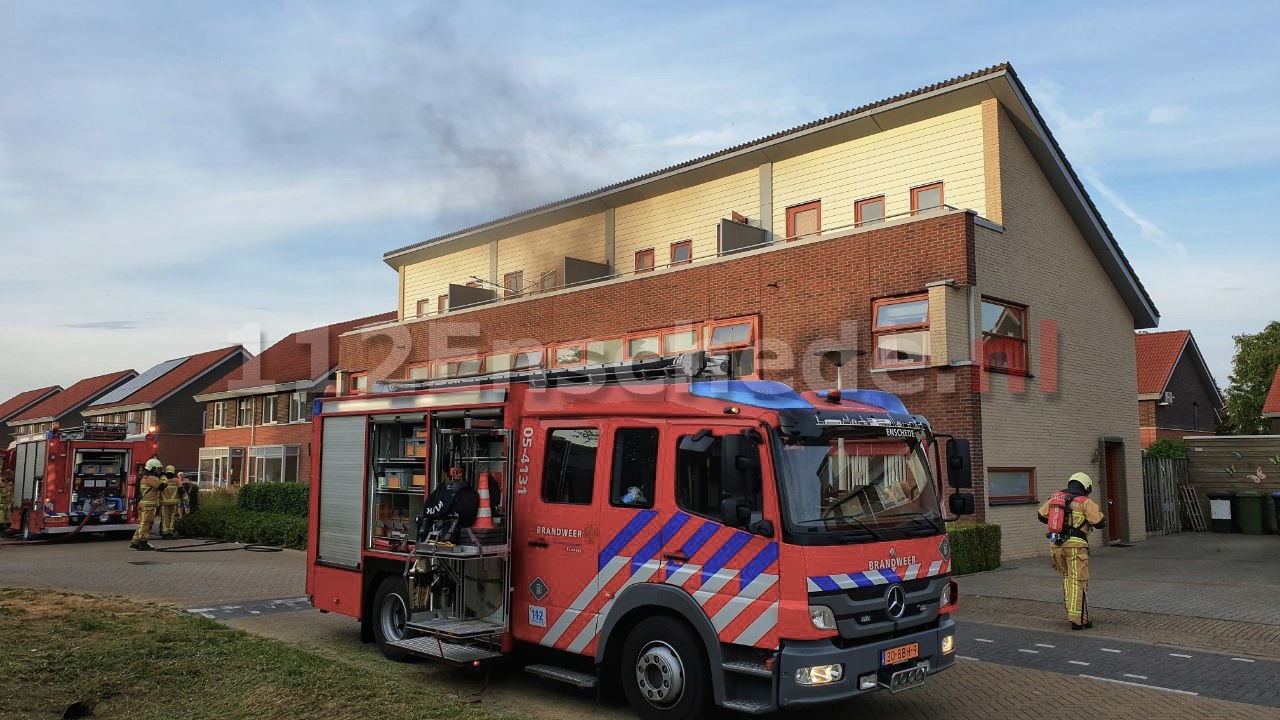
(1272, 491), (1280, 535)
(1206, 490), (1236, 533)
(1235, 491), (1264, 535)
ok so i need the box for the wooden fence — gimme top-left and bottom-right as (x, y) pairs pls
(1142, 457), (1188, 535)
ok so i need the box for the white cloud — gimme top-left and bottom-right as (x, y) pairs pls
(1146, 105), (1187, 124)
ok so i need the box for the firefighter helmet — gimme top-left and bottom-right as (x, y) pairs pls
(145, 458), (163, 472)
(1068, 471), (1093, 494)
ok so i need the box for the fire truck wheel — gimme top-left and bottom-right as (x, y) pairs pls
(620, 616), (709, 720)
(372, 576), (412, 661)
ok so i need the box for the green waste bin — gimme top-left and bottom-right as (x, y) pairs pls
(1235, 491), (1264, 535)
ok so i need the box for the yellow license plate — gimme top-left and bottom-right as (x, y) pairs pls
(882, 642), (919, 666)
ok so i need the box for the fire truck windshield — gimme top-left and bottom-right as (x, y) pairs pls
(773, 427), (942, 542)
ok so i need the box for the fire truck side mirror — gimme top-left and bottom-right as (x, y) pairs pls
(719, 432), (759, 497)
(946, 439), (972, 489)
(948, 492), (975, 516)
(719, 497), (750, 529)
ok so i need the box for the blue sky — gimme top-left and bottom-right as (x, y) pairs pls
(1, 1), (1277, 404)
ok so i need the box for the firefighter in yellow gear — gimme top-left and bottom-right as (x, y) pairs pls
(159, 465), (180, 538)
(132, 458), (166, 550)
(1037, 472), (1106, 630)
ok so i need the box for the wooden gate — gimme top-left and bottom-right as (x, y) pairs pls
(1142, 457), (1187, 534)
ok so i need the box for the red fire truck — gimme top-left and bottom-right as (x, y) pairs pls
(305, 353), (974, 719)
(4, 423), (158, 540)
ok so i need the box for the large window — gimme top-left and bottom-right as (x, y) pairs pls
(611, 428), (658, 508)
(288, 392), (308, 423)
(786, 200), (821, 240)
(988, 468), (1035, 504)
(981, 298), (1028, 373)
(542, 429), (598, 504)
(247, 445), (300, 483)
(873, 295), (930, 368)
(911, 182), (944, 215)
(262, 396), (279, 424)
(236, 399), (253, 427)
(855, 195), (885, 226)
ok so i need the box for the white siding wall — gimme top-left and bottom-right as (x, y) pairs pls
(614, 169), (759, 272)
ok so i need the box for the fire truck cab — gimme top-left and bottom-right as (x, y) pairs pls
(306, 353), (974, 719)
(5, 423), (157, 540)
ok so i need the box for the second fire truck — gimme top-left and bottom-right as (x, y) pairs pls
(305, 353), (974, 719)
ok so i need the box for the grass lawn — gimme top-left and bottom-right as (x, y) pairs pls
(0, 588), (523, 720)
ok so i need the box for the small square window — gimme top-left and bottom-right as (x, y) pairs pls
(437, 294), (449, 313)
(627, 336), (660, 359)
(855, 196), (885, 226)
(786, 201), (821, 240)
(670, 240), (692, 266)
(635, 249), (655, 273)
(416, 299), (431, 317)
(911, 182), (944, 215)
(553, 344), (585, 367)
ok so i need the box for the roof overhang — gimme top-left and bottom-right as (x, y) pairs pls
(7, 416), (56, 428)
(194, 377), (326, 403)
(380, 65), (1157, 329)
(83, 402), (153, 416)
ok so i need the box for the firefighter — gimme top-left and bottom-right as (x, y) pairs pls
(159, 465), (180, 538)
(131, 458), (165, 550)
(1037, 471), (1106, 630)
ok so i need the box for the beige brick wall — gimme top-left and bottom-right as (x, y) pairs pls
(978, 105), (1145, 560)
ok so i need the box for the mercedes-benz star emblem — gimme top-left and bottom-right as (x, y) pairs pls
(885, 584), (906, 619)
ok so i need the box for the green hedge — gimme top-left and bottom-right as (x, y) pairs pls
(237, 482), (309, 518)
(175, 508), (308, 549)
(948, 522), (1002, 575)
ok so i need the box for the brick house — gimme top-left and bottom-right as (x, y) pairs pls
(193, 312), (395, 487)
(80, 346), (251, 472)
(0, 385), (61, 449)
(1134, 330), (1224, 448)
(7, 370), (138, 439)
(1265, 366), (1280, 434)
(337, 64), (1157, 560)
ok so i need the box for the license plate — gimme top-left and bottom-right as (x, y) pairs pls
(881, 642), (919, 666)
(887, 665), (928, 693)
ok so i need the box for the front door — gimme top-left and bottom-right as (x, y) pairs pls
(1104, 441), (1124, 542)
(511, 421), (605, 652)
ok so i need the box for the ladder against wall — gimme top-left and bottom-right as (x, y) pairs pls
(1179, 483), (1208, 532)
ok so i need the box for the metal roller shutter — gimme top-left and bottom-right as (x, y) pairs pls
(317, 416), (366, 568)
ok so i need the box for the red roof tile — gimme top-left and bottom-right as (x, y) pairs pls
(7, 370), (136, 424)
(1264, 366), (1280, 416)
(199, 311), (396, 395)
(1135, 330), (1190, 395)
(0, 386), (62, 423)
(88, 346), (249, 412)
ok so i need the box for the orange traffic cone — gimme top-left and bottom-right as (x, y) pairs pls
(473, 472), (496, 530)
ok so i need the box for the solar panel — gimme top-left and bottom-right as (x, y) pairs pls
(91, 356), (187, 406)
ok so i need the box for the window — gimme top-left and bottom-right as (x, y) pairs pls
(670, 240), (692, 266)
(542, 428), (598, 504)
(262, 396), (279, 424)
(351, 374), (369, 394)
(873, 295), (930, 368)
(416, 299), (431, 317)
(627, 335), (660, 359)
(236, 399), (253, 426)
(786, 200), (821, 240)
(486, 349), (543, 373)
(438, 294), (448, 313)
(504, 271), (524, 298)
(213, 402), (227, 428)
(662, 329), (699, 354)
(552, 343), (585, 368)
(707, 321), (754, 349)
(676, 431), (762, 520)
(988, 468), (1035, 503)
(247, 445), (301, 484)
(587, 338), (624, 364)
(408, 365), (431, 380)
(611, 428), (658, 508)
(635, 249), (655, 273)
(911, 182), (944, 215)
(288, 392), (308, 423)
(855, 196), (885, 226)
(436, 357), (481, 379)
(981, 298), (1028, 373)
